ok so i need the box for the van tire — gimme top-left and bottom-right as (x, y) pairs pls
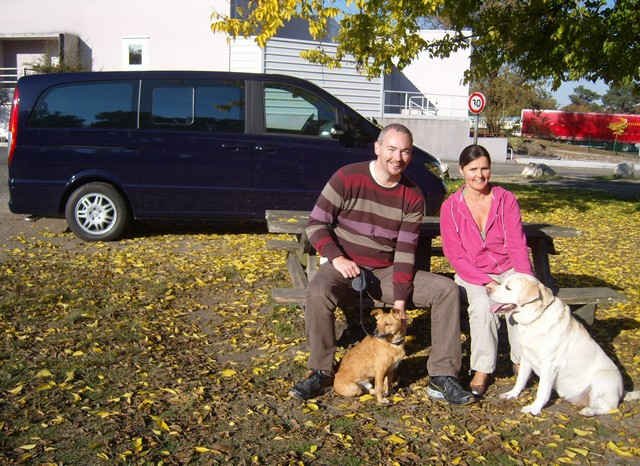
(65, 182), (129, 241)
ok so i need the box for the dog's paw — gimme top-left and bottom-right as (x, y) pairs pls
(377, 397), (390, 405)
(521, 404), (542, 416)
(579, 407), (597, 417)
(499, 390), (519, 400)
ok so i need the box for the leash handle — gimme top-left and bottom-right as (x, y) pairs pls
(351, 272), (371, 337)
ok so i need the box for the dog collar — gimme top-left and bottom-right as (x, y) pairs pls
(376, 334), (405, 345)
(510, 296), (557, 326)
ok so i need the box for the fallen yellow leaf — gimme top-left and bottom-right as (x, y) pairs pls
(18, 444), (37, 451)
(7, 384), (24, 395)
(607, 441), (633, 458)
(385, 434), (406, 445)
(358, 393), (374, 402)
(151, 415), (170, 432)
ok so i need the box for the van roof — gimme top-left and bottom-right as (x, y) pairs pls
(18, 70), (317, 86)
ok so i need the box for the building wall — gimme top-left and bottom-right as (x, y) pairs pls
(264, 38), (382, 118)
(385, 29), (470, 119)
(0, 0), (232, 72)
(381, 116), (470, 161)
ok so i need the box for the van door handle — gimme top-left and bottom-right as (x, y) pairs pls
(220, 143), (249, 151)
(254, 145), (276, 152)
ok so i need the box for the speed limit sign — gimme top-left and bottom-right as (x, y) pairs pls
(468, 92), (486, 114)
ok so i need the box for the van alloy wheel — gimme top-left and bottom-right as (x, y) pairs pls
(65, 182), (129, 241)
(75, 193), (118, 235)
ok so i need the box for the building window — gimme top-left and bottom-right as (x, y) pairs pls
(128, 45), (142, 65)
(122, 37), (149, 69)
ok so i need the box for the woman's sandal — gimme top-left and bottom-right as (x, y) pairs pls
(470, 372), (492, 397)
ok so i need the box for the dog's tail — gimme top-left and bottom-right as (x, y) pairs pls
(623, 390), (640, 402)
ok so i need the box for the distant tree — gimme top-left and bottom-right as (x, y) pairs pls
(473, 69), (556, 136)
(28, 54), (83, 74)
(0, 89), (11, 106)
(561, 85), (603, 113)
(602, 81), (640, 114)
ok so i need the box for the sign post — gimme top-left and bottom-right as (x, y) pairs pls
(468, 91), (486, 145)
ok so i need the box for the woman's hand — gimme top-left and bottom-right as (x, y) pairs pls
(485, 281), (499, 292)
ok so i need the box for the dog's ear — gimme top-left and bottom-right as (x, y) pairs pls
(517, 277), (540, 306)
(370, 309), (383, 319)
(537, 280), (554, 308)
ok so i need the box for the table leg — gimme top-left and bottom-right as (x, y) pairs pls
(529, 237), (558, 293)
(416, 236), (432, 272)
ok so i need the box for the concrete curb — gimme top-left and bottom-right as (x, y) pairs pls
(514, 156), (640, 171)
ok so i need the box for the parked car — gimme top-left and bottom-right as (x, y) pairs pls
(7, 71), (445, 241)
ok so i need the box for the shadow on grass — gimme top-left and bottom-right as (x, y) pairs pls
(126, 219), (269, 239)
(497, 181), (640, 211)
(552, 273), (627, 290)
(590, 317), (640, 392)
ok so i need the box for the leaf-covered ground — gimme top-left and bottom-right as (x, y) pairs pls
(1, 184), (639, 465)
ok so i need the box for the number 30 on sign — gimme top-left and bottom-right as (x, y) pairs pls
(468, 92), (486, 114)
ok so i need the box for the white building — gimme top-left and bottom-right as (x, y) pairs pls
(0, 0), (482, 159)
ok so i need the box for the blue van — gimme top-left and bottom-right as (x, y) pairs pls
(7, 71), (445, 241)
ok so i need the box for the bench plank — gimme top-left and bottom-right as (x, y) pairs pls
(265, 210), (581, 239)
(286, 254), (308, 289)
(557, 287), (626, 305)
(272, 287), (306, 304)
(271, 286), (626, 325)
(266, 239), (300, 252)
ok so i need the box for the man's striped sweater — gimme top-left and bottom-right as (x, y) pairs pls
(305, 161), (425, 302)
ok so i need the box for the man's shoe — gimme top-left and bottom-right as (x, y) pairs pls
(427, 376), (475, 405)
(289, 370), (334, 400)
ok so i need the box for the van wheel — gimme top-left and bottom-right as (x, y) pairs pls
(65, 182), (129, 241)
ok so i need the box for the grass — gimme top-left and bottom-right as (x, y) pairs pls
(1, 184), (639, 464)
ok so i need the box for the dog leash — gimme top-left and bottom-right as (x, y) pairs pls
(351, 271), (372, 337)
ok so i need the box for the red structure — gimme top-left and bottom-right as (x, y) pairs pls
(521, 109), (640, 144)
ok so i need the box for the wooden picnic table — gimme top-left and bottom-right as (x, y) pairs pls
(265, 209), (625, 325)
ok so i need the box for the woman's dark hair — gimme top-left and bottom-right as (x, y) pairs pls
(459, 144), (491, 168)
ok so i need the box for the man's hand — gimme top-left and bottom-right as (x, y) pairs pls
(393, 300), (408, 332)
(331, 256), (361, 279)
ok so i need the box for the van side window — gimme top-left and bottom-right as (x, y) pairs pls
(141, 80), (244, 132)
(195, 85), (244, 132)
(29, 81), (137, 129)
(264, 83), (336, 137)
(151, 87), (194, 126)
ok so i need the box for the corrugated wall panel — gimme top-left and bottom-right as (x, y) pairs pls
(265, 37), (381, 118)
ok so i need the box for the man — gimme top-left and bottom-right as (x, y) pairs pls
(289, 123), (474, 405)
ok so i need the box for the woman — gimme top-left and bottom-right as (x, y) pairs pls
(440, 144), (533, 396)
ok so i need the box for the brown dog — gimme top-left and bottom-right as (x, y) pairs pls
(333, 308), (406, 404)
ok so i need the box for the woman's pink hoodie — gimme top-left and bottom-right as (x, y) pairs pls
(440, 185), (533, 285)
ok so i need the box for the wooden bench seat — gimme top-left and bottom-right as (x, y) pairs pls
(265, 209), (626, 326)
(271, 286), (626, 326)
(557, 287), (627, 325)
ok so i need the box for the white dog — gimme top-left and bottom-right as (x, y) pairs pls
(489, 273), (626, 416)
